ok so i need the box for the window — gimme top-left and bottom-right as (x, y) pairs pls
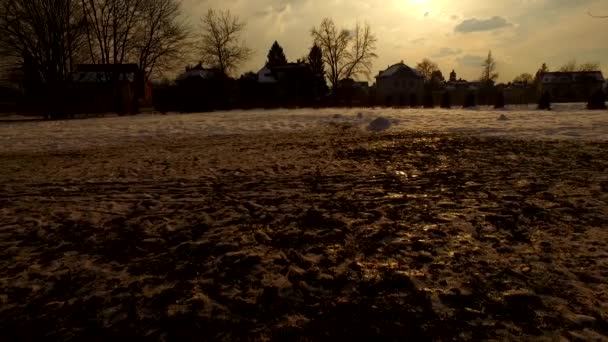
(409, 80), (414, 88)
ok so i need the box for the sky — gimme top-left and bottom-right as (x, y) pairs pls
(182, 0), (608, 83)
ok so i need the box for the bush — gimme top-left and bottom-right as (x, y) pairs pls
(464, 92), (476, 108)
(494, 91), (505, 109)
(409, 94), (418, 107)
(587, 89), (607, 110)
(440, 92), (451, 109)
(537, 91), (551, 110)
(423, 91), (434, 108)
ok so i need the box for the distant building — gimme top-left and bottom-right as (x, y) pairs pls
(444, 74), (476, 107)
(176, 65), (224, 82)
(375, 61), (424, 106)
(72, 63), (143, 115)
(540, 71), (605, 102)
(257, 66), (278, 84)
(173, 63), (227, 111)
(338, 78), (370, 106)
(503, 82), (536, 105)
(254, 62), (317, 107)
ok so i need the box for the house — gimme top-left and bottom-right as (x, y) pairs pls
(72, 63), (143, 115)
(375, 61), (424, 106)
(173, 64), (228, 111)
(257, 66), (278, 84)
(539, 71), (605, 102)
(254, 63), (317, 107)
(338, 78), (370, 106)
(503, 82), (536, 105)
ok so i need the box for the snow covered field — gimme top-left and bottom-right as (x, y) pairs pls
(2, 102), (608, 340)
(0, 103), (606, 153)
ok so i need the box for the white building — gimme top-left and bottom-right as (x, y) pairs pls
(375, 61), (424, 106)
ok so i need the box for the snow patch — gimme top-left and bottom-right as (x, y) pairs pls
(1, 103), (607, 154)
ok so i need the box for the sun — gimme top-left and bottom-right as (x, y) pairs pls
(408, 0), (432, 5)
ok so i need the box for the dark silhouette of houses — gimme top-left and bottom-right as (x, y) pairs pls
(375, 61), (424, 107)
(256, 63), (316, 107)
(539, 71), (605, 102)
(338, 78), (370, 106)
(445, 72), (474, 107)
(72, 64), (143, 115)
(503, 82), (536, 105)
(173, 63), (229, 112)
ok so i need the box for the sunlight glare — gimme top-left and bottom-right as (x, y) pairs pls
(408, 0), (432, 6)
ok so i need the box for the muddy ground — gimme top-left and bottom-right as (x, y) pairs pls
(1, 128), (607, 341)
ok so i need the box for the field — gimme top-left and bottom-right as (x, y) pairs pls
(1, 105), (607, 341)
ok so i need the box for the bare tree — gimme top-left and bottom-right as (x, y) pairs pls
(134, 0), (191, 80)
(199, 9), (252, 75)
(513, 73), (534, 84)
(0, 0), (86, 84)
(559, 59), (600, 72)
(343, 22), (378, 81)
(311, 18), (378, 95)
(80, 0), (144, 65)
(480, 50), (499, 84)
(578, 61), (601, 71)
(559, 59), (578, 72)
(416, 58), (440, 81)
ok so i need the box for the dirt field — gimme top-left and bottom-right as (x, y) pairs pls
(1, 126), (607, 341)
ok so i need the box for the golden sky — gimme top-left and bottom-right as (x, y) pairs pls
(182, 0), (608, 83)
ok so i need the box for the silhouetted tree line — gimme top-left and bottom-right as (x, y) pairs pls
(0, 0), (190, 118)
(153, 41), (334, 112)
(1, 2), (604, 116)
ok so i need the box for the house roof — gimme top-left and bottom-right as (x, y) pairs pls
(176, 68), (221, 81)
(376, 62), (423, 79)
(540, 71), (604, 84)
(73, 72), (135, 83)
(271, 63), (309, 70)
(340, 78), (369, 88)
(257, 66), (278, 84)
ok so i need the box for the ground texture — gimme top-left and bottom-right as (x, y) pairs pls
(1, 127), (607, 341)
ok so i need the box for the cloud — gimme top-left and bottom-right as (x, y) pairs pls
(433, 47), (462, 58)
(455, 16), (512, 33)
(457, 55), (485, 67)
(178, 0), (608, 82)
(410, 38), (426, 45)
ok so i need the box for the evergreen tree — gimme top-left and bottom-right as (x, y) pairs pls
(266, 41), (288, 69)
(449, 70), (457, 82)
(534, 63), (549, 85)
(480, 51), (499, 85)
(307, 44), (329, 99)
